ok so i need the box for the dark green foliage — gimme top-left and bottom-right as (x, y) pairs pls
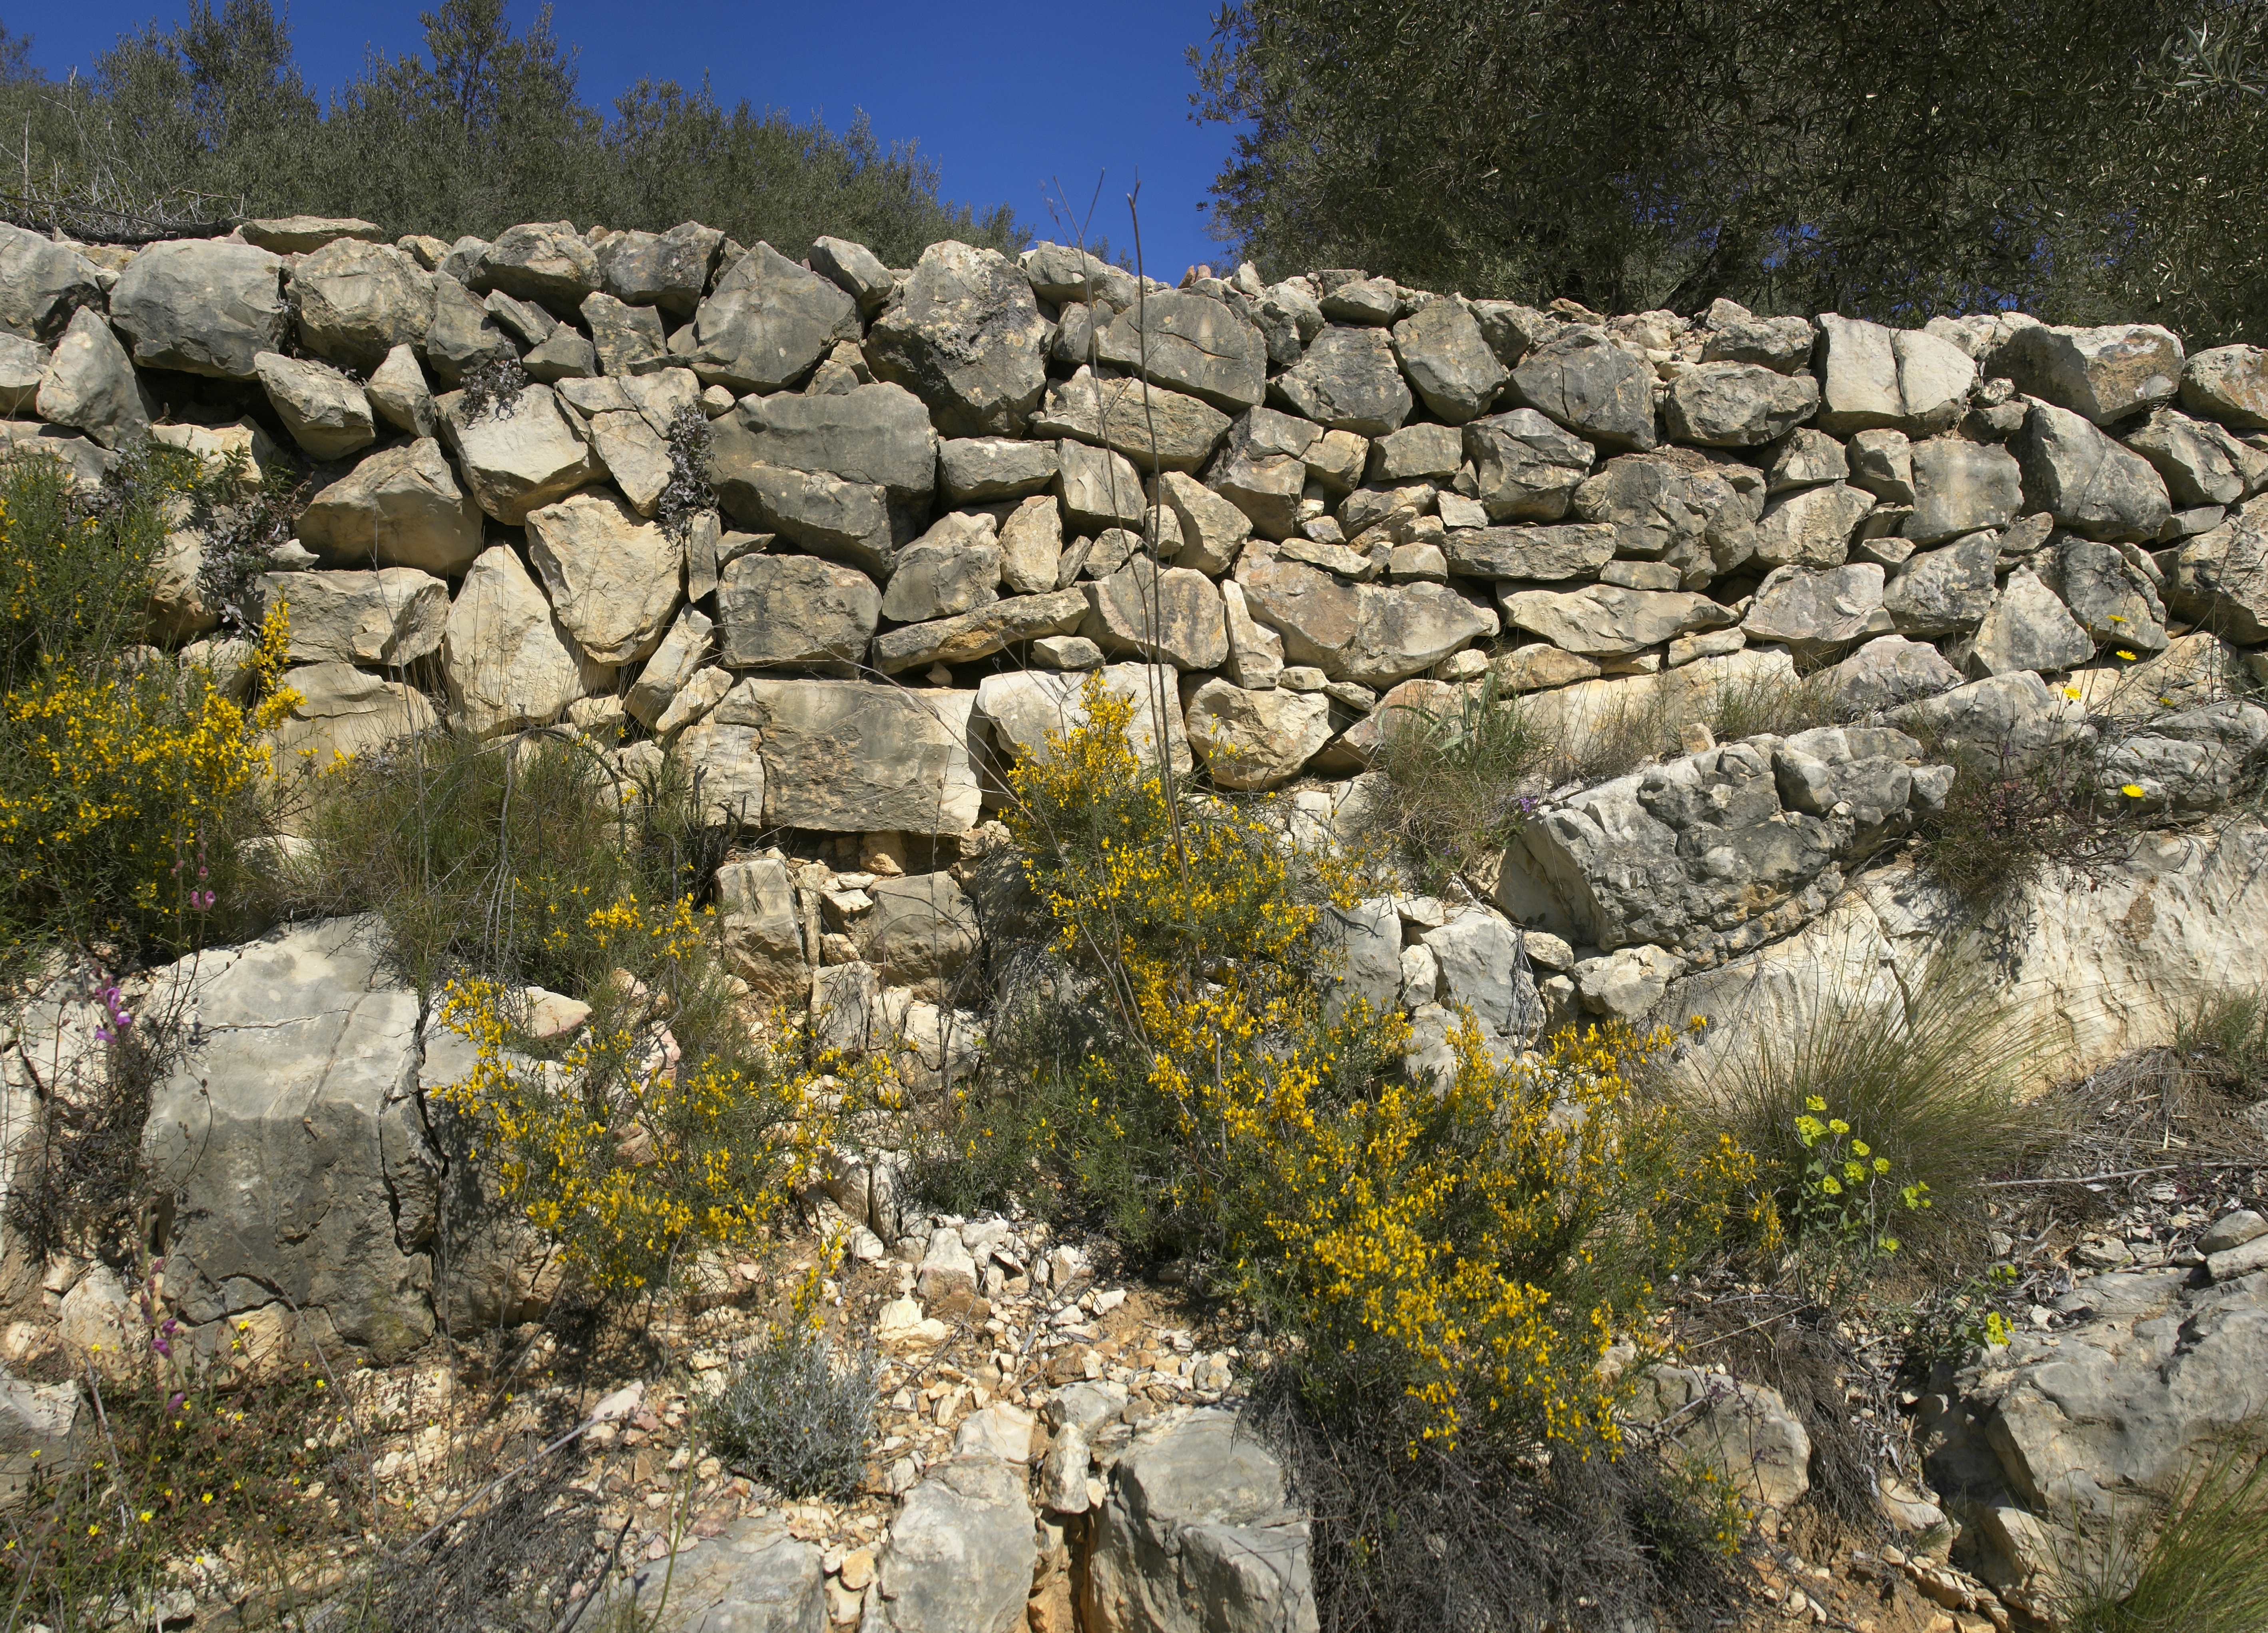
(702, 1325), (879, 1499)
(0, 2), (1020, 261)
(1193, 1), (2268, 342)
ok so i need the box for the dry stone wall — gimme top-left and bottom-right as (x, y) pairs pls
(7, 212), (2268, 1071)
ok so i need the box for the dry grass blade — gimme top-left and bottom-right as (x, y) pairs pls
(2053, 1425), (2268, 1633)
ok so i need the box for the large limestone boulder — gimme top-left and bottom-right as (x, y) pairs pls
(1509, 327), (1656, 450)
(1184, 679), (1332, 790)
(939, 436), (1058, 504)
(0, 333), (42, 415)
(1883, 534), (1998, 637)
(1742, 563), (1893, 658)
(255, 352), (377, 460)
(1814, 315), (1975, 435)
(2180, 343), (2268, 430)
(1894, 670), (2089, 766)
(1093, 290), (1269, 411)
(1204, 408), (1317, 540)
(714, 382), (937, 501)
(1153, 471), (1252, 575)
(1995, 322), (2183, 426)
(442, 544), (588, 736)
(1081, 561), (1228, 670)
(478, 221), (600, 315)
(975, 663), (1192, 775)
(856, 873), (981, 1000)
(1499, 583), (1735, 658)
(692, 241), (859, 393)
(142, 918), (439, 1361)
(2167, 496), (2268, 643)
(268, 567), (448, 667)
(1030, 368), (1231, 472)
(1823, 634), (1964, 712)
(869, 589), (1088, 675)
(1570, 449), (1763, 581)
(0, 223), (102, 342)
(1442, 522), (1616, 581)
(1084, 1409), (1317, 1633)
(1271, 324), (1412, 434)
(1906, 438), (2022, 544)
(269, 663), (438, 773)
(1421, 907), (1542, 1035)
(298, 440), (484, 576)
(524, 491), (684, 665)
(714, 857), (805, 996)
(877, 512), (1001, 624)
(1056, 439), (1149, 533)
(613, 1518), (823, 1633)
(1463, 408), (1595, 522)
(704, 679), (981, 835)
(423, 275), (516, 384)
(1662, 362), (1819, 447)
(2017, 399), (2172, 542)
(109, 239), (287, 379)
(289, 240), (434, 371)
(1389, 297), (1509, 423)
(624, 608), (714, 727)
(864, 241), (1050, 436)
(1750, 480), (1873, 570)
(2098, 700), (2268, 812)
(34, 308), (149, 448)
(2123, 406), (2254, 508)
(437, 382), (601, 525)
(580, 290), (665, 376)
(597, 221), (724, 317)
(1238, 558), (1497, 686)
(1967, 568), (2096, 677)
(2057, 536), (2168, 651)
(239, 216), (384, 254)
(865, 1457), (1035, 1633)
(718, 554), (881, 668)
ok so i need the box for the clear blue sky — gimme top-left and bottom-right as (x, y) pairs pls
(15, 0), (1246, 279)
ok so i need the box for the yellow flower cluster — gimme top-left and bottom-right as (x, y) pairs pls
(432, 893), (863, 1293)
(1007, 676), (1761, 1450)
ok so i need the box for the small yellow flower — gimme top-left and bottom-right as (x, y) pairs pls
(2121, 783), (2148, 798)
(1851, 1139), (1870, 1157)
(1828, 1118), (1850, 1136)
(1804, 1095), (1827, 1113)
(2116, 649), (2138, 661)
(2063, 685), (2081, 699)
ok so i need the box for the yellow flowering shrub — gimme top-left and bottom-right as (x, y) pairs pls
(1001, 676), (1762, 1450)
(432, 893), (870, 1294)
(0, 446), (297, 968)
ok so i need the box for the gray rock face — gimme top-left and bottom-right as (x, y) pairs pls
(1443, 522), (1617, 581)
(625, 607), (715, 727)
(857, 873), (981, 1000)
(270, 567), (448, 667)
(1153, 470), (1254, 575)
(719, 554), (882, 668)
(1742, 563), (1893, 658)
(1056, 439), (1149, 533)
(1570, 450), (1763, 581)
(1500, 584), (1736, 657)
(35, 308), (149, 448)
(479, 221), (599, 315)
(1662, 362), (1819, 447)
(109, 240), (286, 379)
(255, 352), (377, 460)
(1968, 569), (2096, 676)
(1752, 480), (1873, 570)
(1509, 327), (1656, 450)
(694, 242), (860, 394)
(598, 221), (725, 317)
(1205, 408), (1319, 539)
(2168, 496), (2268, 642)
(0, 224), (102, 343)
(1766, 427), (1849, 492)
(1239, 557), (1497, 685)
(1021, 241), (1144, 309)
(1884, 534), (1999, 637)
(620, 1518), (823, 1633)
(1271, 324), (1413, 435)
(1824, 633), (1963, 711)
(438, 383), (601, 525)
(866, 1457), (1035, 1633)
(1389, 297), (1509, 423)
(976, 663), (1192, 774)
(443, 544), (587, 736)
(1094, 290), (1269, 411)
(1463, 408), (1594, 522)
(864, 241), (1050, 436)
(2058, 536), (2168, 650)
(423, 275), (516, 384)
(879, 513), (1001, 624)
(580, 291), (666, 376)
(711, 463), (893, 579)
(1182, 679), (1332, 790)
(2123, 406), (2252, 507)
(1700, 307), (1816, 373)
(1085, 1410), (1317, 1633)
(524, 490), (683, 665)
(365, 344), (438, 438)
(1995, 322), (2184, 426)
(1636, 1368), (1812, 1511)
(1895, 669), (2088, 766)
(1081, 561), (1228, 671)
(2019, 400), (2172, 541)
(807, 235), (894, 316)
(718, 383), (937, 500)
(2098, 701), (2268, 812)
(939, 437), (1058, 503)
(1814, 316), (1976, 435)
(0, 333), (42, 415)
(1906, 439), (2022, 544)
(1512, 728), (1930, 961)
(707, 679), (980, 834)
(1031, 368), (1232, 472)
(143, 918), (438, 1361)
(290, 240), (434, 371)
(270, 662), (437, 771)
(1420, 909), (1541, 1036)
(1847, 427), (1916, 503)
(2180, 343), (2268, 430)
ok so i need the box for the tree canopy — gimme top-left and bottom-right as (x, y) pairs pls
(1192, 0), (2268, 342)
(0, 0), (1021, 263)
